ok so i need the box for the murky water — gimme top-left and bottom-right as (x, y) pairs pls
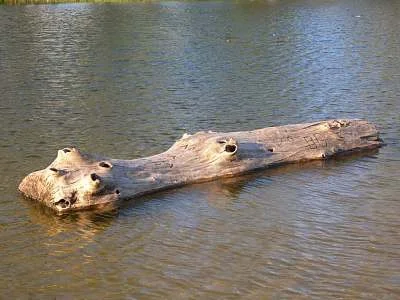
(1, 0), (400, 298)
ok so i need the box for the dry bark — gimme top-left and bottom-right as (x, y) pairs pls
(19, 119), (382, 213)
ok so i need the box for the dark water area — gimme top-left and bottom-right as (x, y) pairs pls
(1, 0), (400, 298)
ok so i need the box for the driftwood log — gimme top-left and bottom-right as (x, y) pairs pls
(19, 119), (382, 213)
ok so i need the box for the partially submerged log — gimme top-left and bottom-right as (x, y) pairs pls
(19, 119), (382, 213)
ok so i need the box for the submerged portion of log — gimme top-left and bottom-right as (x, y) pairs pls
(19, 119), (382, 213)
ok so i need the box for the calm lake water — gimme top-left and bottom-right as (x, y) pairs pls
(1, 0), (400, 298)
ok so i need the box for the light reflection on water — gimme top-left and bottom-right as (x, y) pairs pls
(1, 0), (400, 298)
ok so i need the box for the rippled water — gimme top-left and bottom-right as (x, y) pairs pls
(1, 0), (400, 298)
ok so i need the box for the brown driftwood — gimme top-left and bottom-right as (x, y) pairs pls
(19, 119), (382, 213)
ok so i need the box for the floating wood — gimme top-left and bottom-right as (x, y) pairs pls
(19, 119), (382, 213)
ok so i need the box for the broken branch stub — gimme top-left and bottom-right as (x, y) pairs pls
(19, 119), (382, 213)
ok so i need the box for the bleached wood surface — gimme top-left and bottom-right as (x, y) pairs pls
(19, 119), (382, 213)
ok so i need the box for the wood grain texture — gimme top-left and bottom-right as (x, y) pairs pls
(19, 119), (382, 213)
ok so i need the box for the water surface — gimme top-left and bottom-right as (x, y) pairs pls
(1, 0), (399, 298)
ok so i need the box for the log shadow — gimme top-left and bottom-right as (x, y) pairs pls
(22, 194), (119, 238)
(23, 148), (379, 224)
(119, 148), (380, 210)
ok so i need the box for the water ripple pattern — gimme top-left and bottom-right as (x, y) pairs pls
(0, 0), (399, 298)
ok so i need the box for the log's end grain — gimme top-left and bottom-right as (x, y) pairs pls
(19, 119), (383, 213)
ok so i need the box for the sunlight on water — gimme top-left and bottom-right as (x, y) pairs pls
(0, 0), (399, 298)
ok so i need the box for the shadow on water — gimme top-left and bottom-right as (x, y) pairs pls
(23, 148), (379, 230)
(196, 148), (381, 204)
(22, 194), (119, 237)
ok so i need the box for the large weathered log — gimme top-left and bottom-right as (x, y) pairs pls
(19, 119), (382, 213)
